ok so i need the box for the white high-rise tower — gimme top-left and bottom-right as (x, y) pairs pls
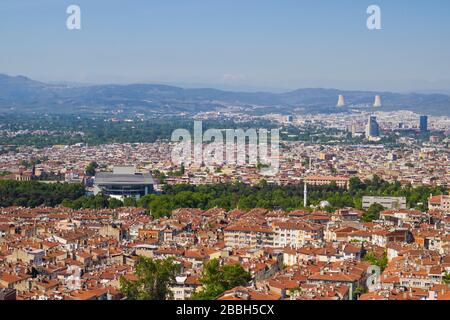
(337, 95), (345, 107)
(374, 95), (382, 107)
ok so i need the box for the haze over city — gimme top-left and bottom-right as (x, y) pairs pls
(1, 0), (450, 92)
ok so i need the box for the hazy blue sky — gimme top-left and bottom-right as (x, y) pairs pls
(1, 0), (450, 92)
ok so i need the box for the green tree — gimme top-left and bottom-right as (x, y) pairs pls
(192, 259), (252, 300)
(85, 161), (99, 177)
(363, 203), (384, 222)
(120, 257), (180, 300)
(152, 170), (166, 184)
(353, 285), (365, 299)
(364, 251), (388, 271)
(443, 272), (450, 285)
(0, 180), (85, 208)
(108, 197), (123, 209)
(180, 163), (185, 175)
(60, 198), (74, 209)
(349, 177), (365, 192)
(123, 197), (137, 207)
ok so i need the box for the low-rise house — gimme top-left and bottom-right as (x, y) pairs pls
(171, 275), (200, 300)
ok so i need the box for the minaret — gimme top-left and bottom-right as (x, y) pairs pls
(304, 156), (311, 208)
(337, 95), (345, 107)
(374, 95), (382, 107)
(303, 182), (308, 208)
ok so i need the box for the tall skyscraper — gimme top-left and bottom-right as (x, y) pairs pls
(337, 95), (345, 107)
(366, 116), (380, 138)
(351, 123), (357, 138)
(420, 115), (428, 133)
(373, 95), (382, 107)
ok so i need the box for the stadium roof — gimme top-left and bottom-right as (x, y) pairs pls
(95, 172), (154, 186)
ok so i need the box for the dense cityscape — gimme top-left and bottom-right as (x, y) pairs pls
(1, 1), (450, 310)
(1, 104), (449, 301)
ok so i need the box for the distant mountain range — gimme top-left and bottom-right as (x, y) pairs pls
(1, 74), (449, 116)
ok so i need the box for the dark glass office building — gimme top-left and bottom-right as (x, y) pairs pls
(366, 116), (380, 138)
(420, 115), (428, 133)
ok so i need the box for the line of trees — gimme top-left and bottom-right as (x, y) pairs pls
(0, 180), (85, 207)
(61, 194), (123, 210)
(135, 177), (446, 218)
(1, 177), (447, 219)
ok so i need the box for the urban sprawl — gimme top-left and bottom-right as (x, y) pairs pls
(0, 108), (450, 301)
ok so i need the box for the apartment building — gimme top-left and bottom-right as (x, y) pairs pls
(272, 221), (324, 248)
(305, 176), (350, 189)
(362, 196), (407, 210)
(429, 195), (450, 213)
(224, 224), (274, 248)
